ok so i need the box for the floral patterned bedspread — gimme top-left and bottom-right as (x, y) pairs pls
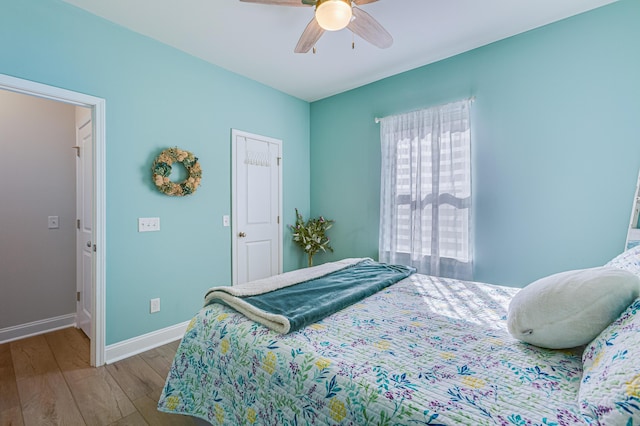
(158, 274), (588, 425)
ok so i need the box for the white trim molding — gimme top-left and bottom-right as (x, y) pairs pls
(0, 314), (76, 344)
(105, 320), (190, 364)
(0, 73), (107, 366)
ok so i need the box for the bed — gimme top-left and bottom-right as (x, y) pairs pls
(158, 255), (640, 425)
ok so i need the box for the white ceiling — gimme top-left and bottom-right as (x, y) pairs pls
(61, 0), (616, 102)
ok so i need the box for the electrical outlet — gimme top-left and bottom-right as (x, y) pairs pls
(138, 217), (160, 232)
(150, 298), (160, 313)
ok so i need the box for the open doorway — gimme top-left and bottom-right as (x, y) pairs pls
(0, 74), (106, 366)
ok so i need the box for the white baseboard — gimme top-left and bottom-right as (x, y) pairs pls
(105, 320), (190, 364)
(0, 313), (76, 344)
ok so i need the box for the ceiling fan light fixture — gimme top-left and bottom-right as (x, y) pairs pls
(315, 0), (352, 31)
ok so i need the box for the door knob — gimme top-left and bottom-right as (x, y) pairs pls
(238, 232), (246, 238)
(86, 241), (92, 248)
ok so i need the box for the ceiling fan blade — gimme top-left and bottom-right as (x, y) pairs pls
(348, 6), (393, 49)
(239, 0), (310, 6)
(295, 18), (325, 53)
(353, 0), (378, 5)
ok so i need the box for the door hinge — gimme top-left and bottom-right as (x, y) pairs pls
(72, 146), (80, 157)
(277, 157), (281, 166)
(76, 291), (80, 302)
(77, 219), (80, 229)
(277, 215), (280, 224)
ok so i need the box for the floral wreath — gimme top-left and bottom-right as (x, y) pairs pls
(152, 147), (202, 196)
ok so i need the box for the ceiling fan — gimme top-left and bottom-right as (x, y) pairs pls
(240, 0), (393, 53)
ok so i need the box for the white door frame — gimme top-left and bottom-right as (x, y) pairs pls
(231, 129), (283, 285)
(0, 73), (106, 367)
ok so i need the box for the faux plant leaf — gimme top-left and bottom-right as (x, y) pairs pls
(288, 208), (335, 262)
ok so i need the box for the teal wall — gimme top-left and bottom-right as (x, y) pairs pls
(310, 0), (640, 287)
(0, 0), (310, 344)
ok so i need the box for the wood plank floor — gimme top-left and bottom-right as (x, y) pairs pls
(0, 327), (196, 426)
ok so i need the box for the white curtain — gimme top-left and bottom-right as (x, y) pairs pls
(379, 99), (472, 280)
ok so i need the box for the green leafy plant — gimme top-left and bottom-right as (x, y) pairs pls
(289, 208), (334, 267)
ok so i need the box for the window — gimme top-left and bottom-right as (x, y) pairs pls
(379, 99), (472, 279)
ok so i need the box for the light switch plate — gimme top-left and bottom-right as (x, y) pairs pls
(223, 215), (230, 227)
(138, 217), (160, 232)
(48, 216), (59, 229)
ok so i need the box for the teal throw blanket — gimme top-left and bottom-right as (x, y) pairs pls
(208, 259), (415, 333)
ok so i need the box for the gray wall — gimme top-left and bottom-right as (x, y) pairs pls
(0, 90), (76, 329)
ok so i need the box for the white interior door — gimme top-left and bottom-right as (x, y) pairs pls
(232, 129), (282, 285)
(76, 116), (93, 338)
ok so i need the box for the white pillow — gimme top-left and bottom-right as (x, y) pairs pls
(507, 267), (640, 349)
